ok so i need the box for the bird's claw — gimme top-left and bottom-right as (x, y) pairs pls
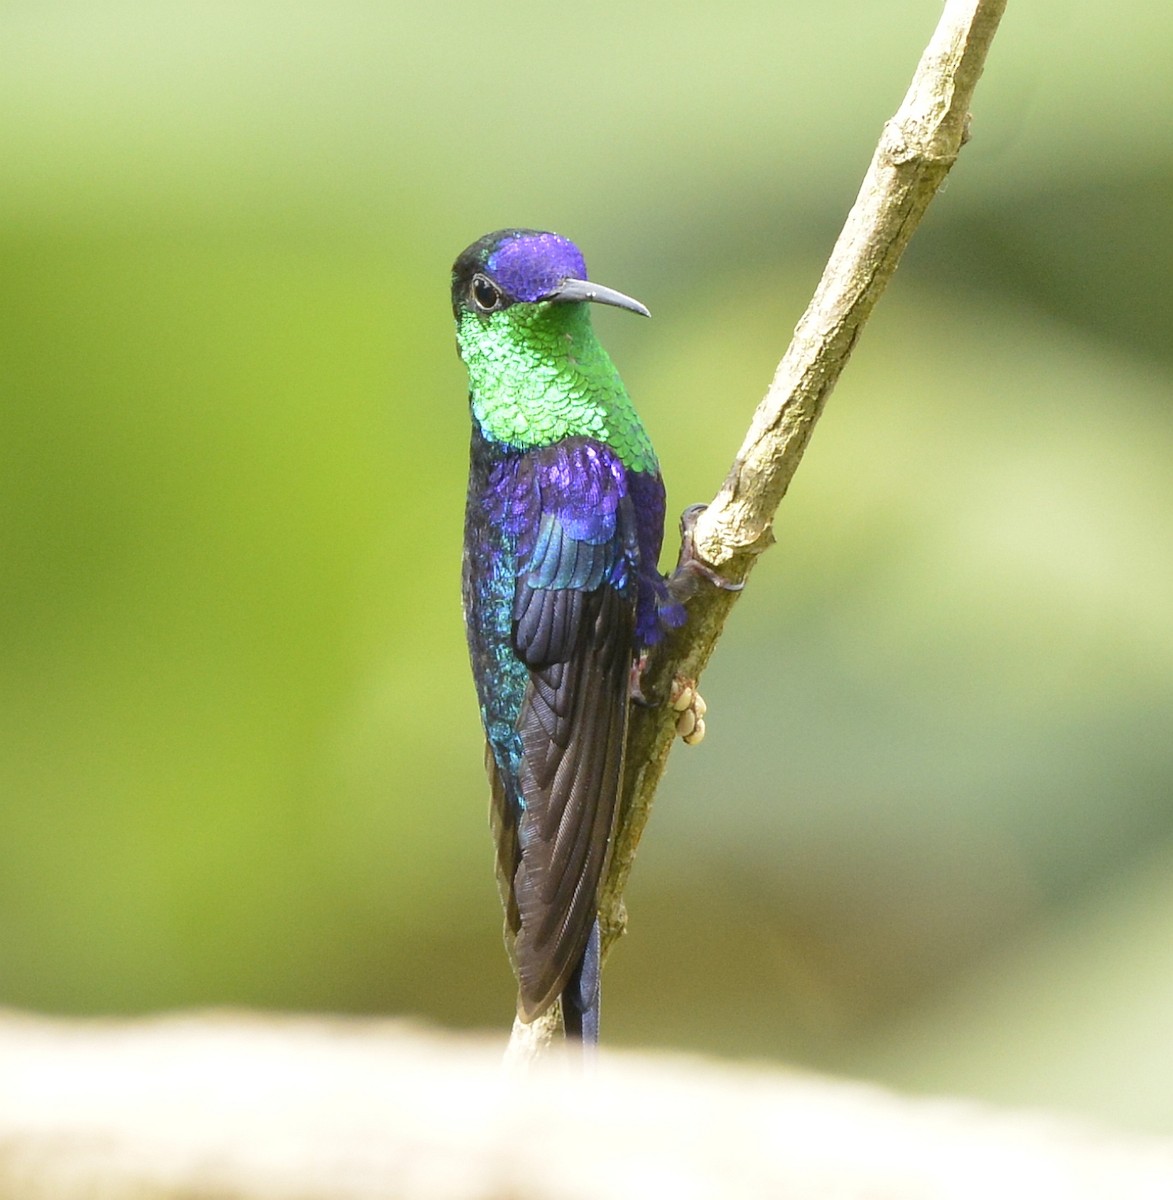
(670, 676), (707, 746)
(667, 504), (745, 603)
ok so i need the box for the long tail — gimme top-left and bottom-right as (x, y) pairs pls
(561, 918), (601, 1049)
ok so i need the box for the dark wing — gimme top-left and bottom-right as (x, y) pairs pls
(499, 440), (638, 1020)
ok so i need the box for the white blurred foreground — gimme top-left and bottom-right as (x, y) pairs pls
(1, 1011), (1170, 1199)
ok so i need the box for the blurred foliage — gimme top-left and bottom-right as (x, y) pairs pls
(2, 1), (1171, 1134)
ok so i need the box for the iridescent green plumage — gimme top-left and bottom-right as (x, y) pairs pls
(457, 300), (658, 473)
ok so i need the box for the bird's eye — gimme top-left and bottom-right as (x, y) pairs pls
(470, 274), (503, 313)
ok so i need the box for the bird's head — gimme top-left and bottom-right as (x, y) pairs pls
(451, 229), (649, 323)
(451, 229), (655, 459)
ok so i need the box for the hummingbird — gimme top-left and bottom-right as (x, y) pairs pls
(452, 229), (706, 1045)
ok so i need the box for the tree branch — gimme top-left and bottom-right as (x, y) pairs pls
(608, 0), (1007, 933)
(506, 0), (1007, 1060)
(507, 0), (1007, 1057)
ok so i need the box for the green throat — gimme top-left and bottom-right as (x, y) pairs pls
(457, 301), (657, 474)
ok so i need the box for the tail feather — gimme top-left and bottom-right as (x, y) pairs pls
(561, 918), (601, 1049)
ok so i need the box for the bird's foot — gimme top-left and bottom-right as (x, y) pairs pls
(669, 675), (707, 746)
(630, 660), (707, 744)
(666, 504), (745, 603)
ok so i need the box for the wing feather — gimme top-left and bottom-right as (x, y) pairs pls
(505, 444), (638, 1019)
(466, 432), (671, 1022)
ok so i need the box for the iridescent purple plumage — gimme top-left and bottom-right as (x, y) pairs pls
(486, 231), (589, 303)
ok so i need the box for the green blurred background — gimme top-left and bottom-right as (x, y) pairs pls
(3, 0), (1172, 1135)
